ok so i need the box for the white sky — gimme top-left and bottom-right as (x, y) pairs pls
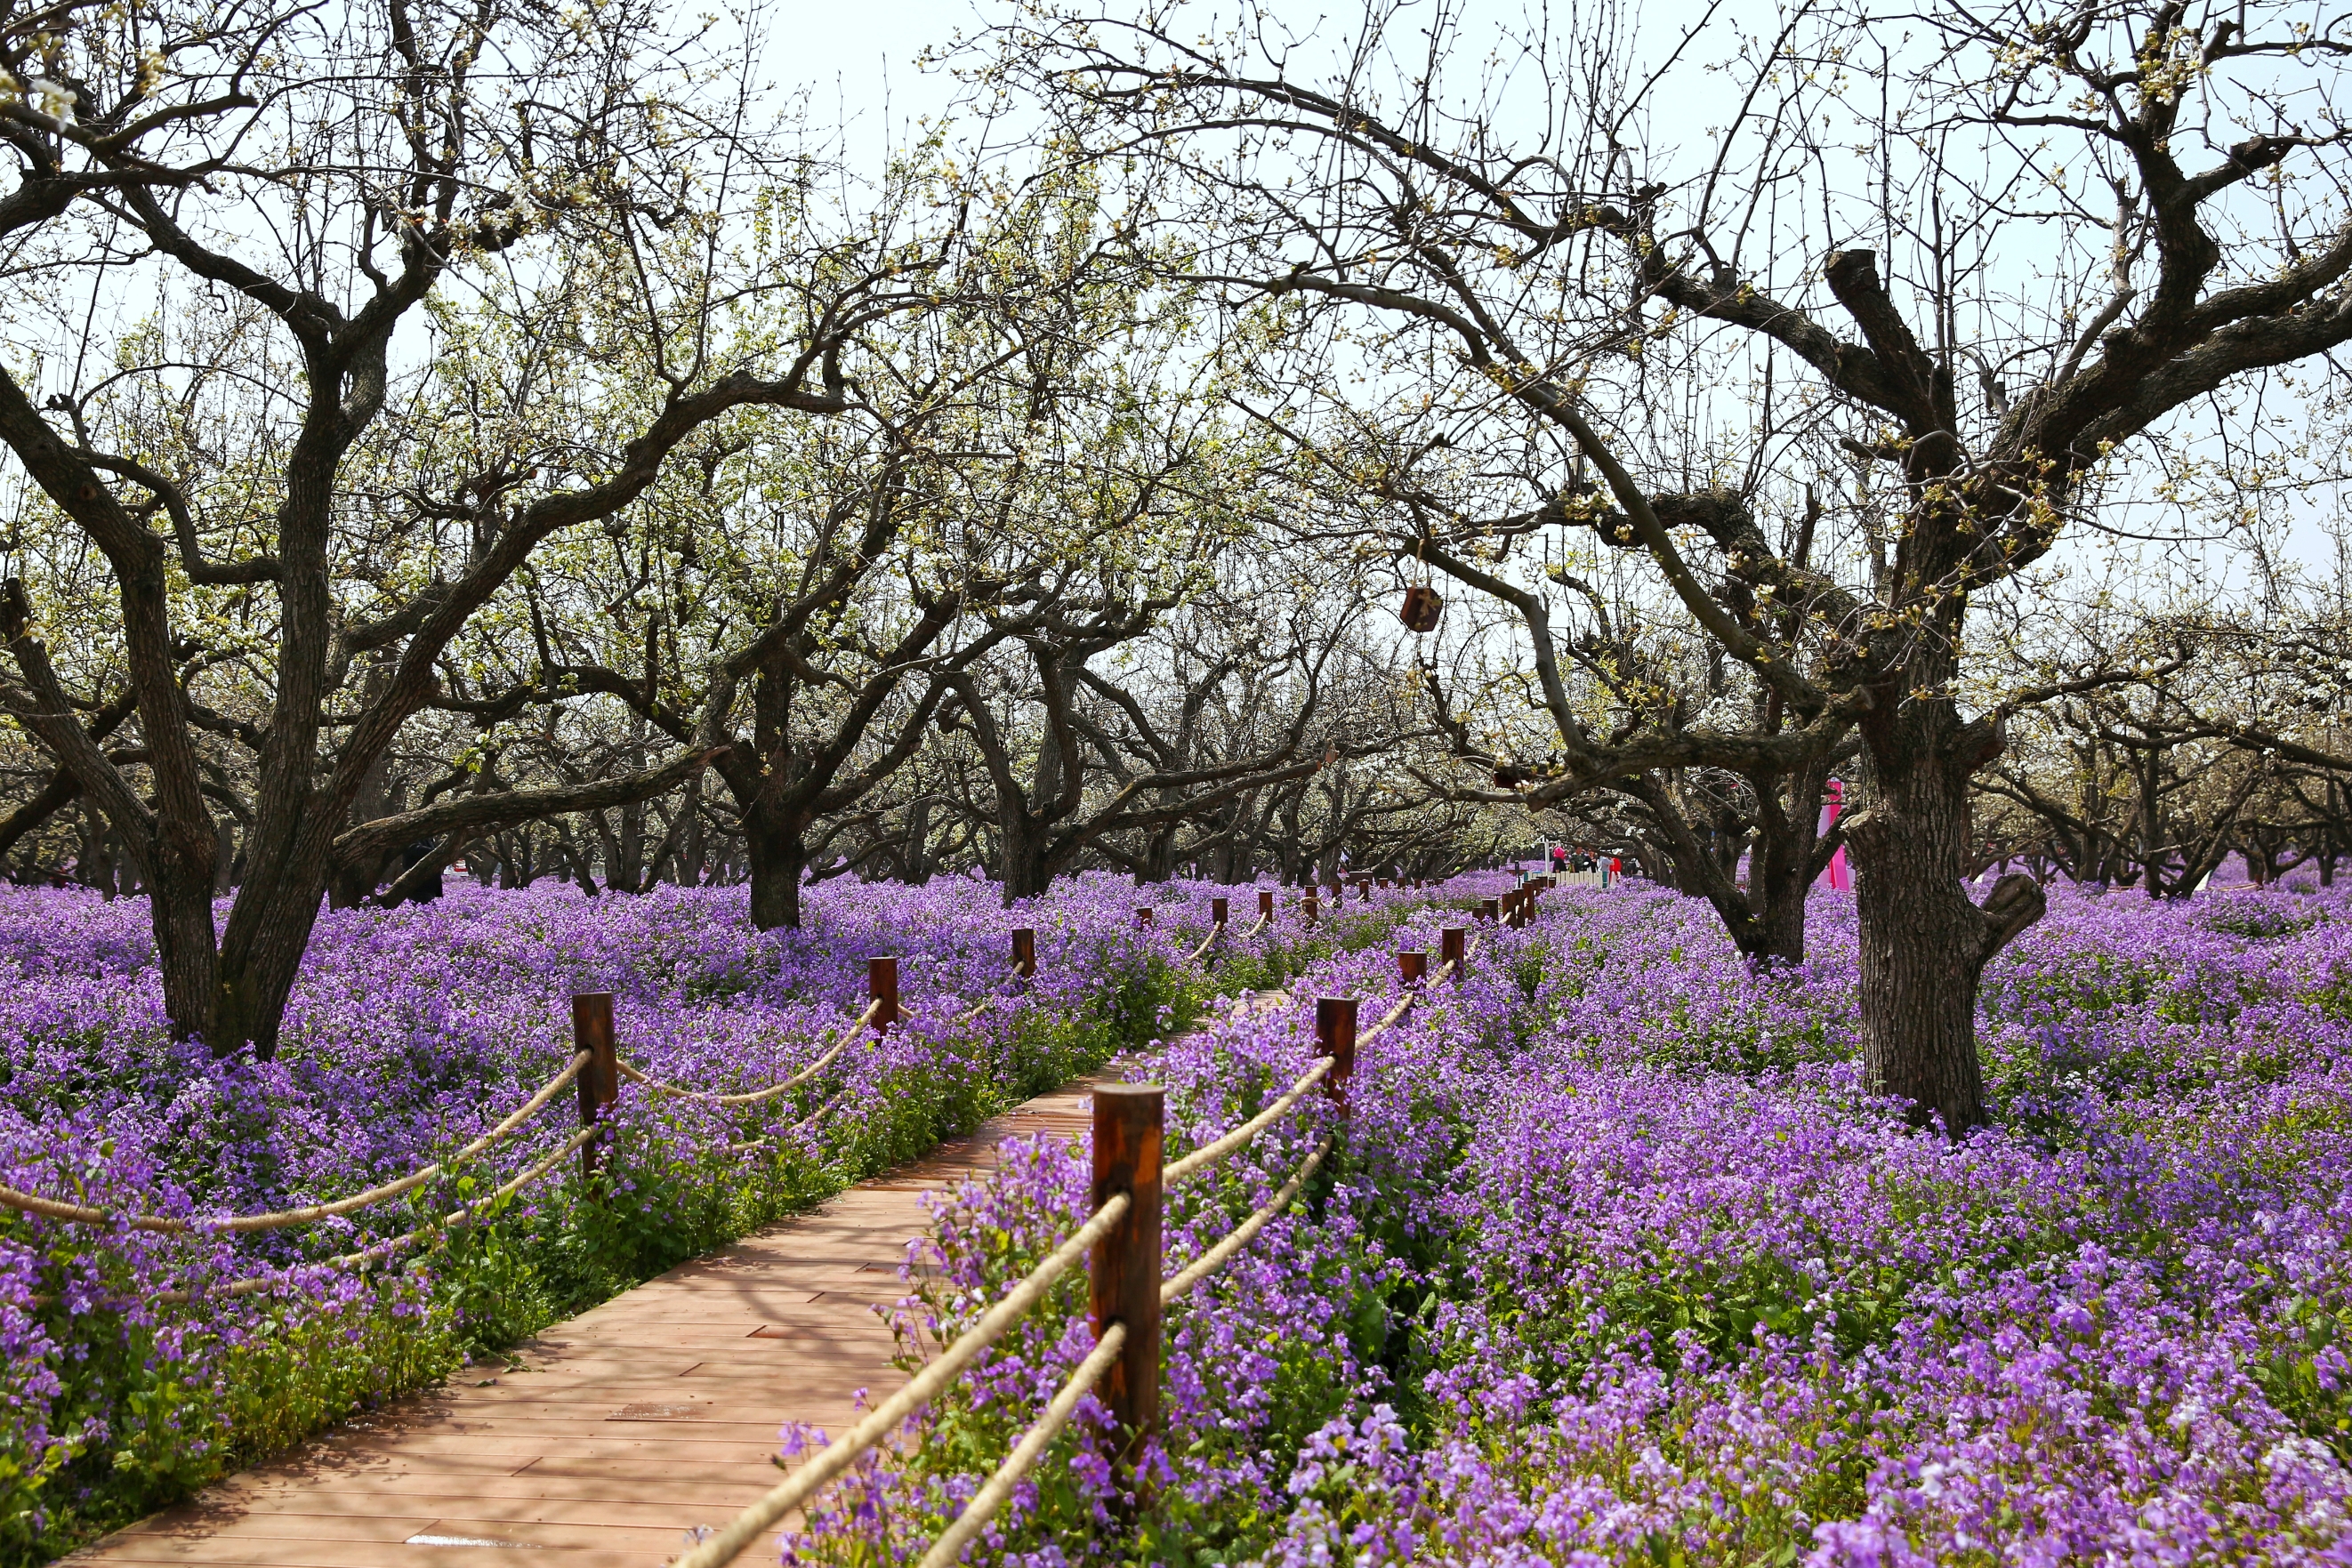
(773, 0), (1730, 157)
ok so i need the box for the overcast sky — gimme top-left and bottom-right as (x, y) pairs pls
(771, 0), (1732, 160)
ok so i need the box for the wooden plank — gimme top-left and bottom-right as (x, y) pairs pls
(78, 1540), (656, 1568)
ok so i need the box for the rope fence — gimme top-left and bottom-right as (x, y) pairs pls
(672, 1192), (1136, 1568)
(619, 1001), (883, 1105)
(672, 909), (1479, 1568)
(12, 887), (1489, 1557)
(915, 1322), (1129, 1568)
(1161, 1136), (1332, 1307)
(0, 1050), (592, 1234)
(0, 900), (1417, 1244)
(161, 1125), (603, 1304)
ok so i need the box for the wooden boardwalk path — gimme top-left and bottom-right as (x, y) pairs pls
(65, 1077), (1115, 1568)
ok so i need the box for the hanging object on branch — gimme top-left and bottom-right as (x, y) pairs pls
(1398, 537), (1443, 633)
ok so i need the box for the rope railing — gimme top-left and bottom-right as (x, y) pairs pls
(670, 1192), (1134, 1568)
(1162, 1137), (1331, 1307)
(1164, 1056), (1334, 1188)
(163, 1125), (600, 1303)
(914, 1323), (1129, 1568)
(671, 916), (1486, 1568)
(28, 902), (1480, 1566)
(1354, 986), (1418, 1049)
(955, 957), (1034, 1024)
(721, 1081), (858, 1158)
(0, 1050), (592, 1234)
(618, 1001), (881, 1106)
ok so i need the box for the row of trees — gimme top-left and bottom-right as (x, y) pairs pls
(9, 0), (2352, 1136)
(1545, 606), (2352, 903)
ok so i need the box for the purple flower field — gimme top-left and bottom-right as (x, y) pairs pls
(793, 882), (2352, 1566)
(0, 872), (1440, 1564)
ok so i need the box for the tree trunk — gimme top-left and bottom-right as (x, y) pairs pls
(1846, 704), (2044, 1137)
(148, 850), (226, 1046)
(995, 803), (1052, 904)
(680, 775), (705, 886)
(207, 888), (330, 1061)
(327, 670), (395, 908)
(745, 802), (807, 929)
(616, 801), (645, 892)
(1745, 855), (1809, 967)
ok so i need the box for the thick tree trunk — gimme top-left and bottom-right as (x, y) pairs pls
(1745, 860), (1809, 967)
(208, 889), (329, 1061)
(904, 796), (935, 886)
(745, 807), (808, 929)
(1631, 774), (1817, 968)
(1847, 705), (2044, 1136)
(148, 853), (225, 1049)
(999, 829), (1051, 904)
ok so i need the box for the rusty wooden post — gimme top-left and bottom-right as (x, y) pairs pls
(1442, 926), (1466, 980)
(1316, 996), (1358, 1112)
(869, 955), (898, 1033)
(1398, 950), (1427, 985)
(573, 993), (617, 1182)
(1478, 897), (1499, 924)
(1091, 1084), (1164, 1467)
(1258, 889), (1275, 920)
(1136, 905), (1154, 927)
(1011, 928), (1036, 979)
(1212, 896), (1228, 926)
(1303, 889), (1319, 928)
(1356, 875), (1372, 901)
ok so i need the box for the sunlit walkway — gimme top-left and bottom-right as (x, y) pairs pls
(65, 1082), (1112, 1568)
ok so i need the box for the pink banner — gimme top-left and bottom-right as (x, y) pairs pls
(1820, 779), (1851, 891)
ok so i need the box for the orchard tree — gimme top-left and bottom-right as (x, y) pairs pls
(0, 0), (963, 1054)
(1003, 0), (2352, 1131)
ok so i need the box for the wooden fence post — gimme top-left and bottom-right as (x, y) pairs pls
(1478, 897), (1499, 924)
(1398, 951), (1427, 985)
(1091, 1084), (1164, 1468)
(1316, 996), (1358, 1112)
(1303, 889), (1319, 928)
(573, 993), (617, 1182)
(1011, 928), (1036, 979)
(1212, 896), (1228, 927)
(1356, 875), (1372, 901)
(869, 956), (898, 1033)
(1258, 889), (1275, 920)
(1441, 926), (1466, 980)
(1136, 905), (1154, 928)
